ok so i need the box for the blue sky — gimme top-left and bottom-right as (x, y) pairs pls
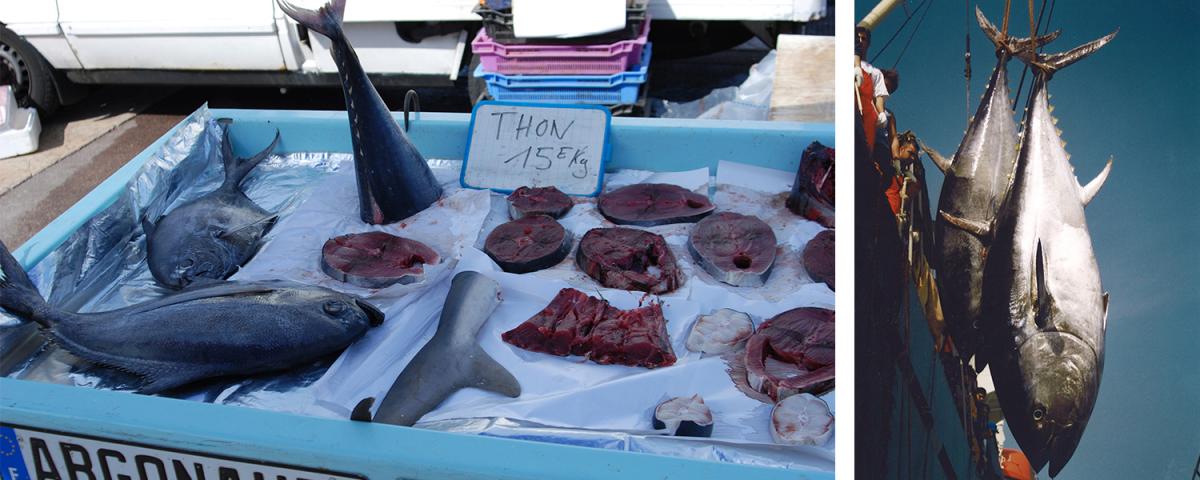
(855, 1), (1200, 478)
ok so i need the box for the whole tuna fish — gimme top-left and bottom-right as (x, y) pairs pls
(145, 121), (280, 289)
(352, 271), (520, 426)
(921, 7), (1060, 362)
(0, 240), (384, 394)
(277, 0), (443, 225)
(980, 31), (1116, 478)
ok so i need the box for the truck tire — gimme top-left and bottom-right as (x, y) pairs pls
(0, 25), (60, 115)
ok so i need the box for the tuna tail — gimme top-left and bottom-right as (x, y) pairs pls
(220, 122), (281, 191)
(0, 241), (52, 327)
(976, 6), (1061, 57)
(276, 0), (346, 40)
(1018, 29), (1119, 76)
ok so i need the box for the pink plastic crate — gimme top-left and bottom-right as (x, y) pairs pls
(472, 17), (650, 75)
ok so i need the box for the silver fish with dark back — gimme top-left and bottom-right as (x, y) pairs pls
(0, 240), (384, 394)
(980, 29), (1116, 478)
(352, 271), (520, 426)
(145, 119), (281, 289)
(277, 0), (443, 225)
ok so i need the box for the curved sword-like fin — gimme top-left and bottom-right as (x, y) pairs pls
(1079, 156), (1113, 206)
(939, 211), (991, 238)
(1020, 29), (1119, 75)
(919, 139), (953, 173)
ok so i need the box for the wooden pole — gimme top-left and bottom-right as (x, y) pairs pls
(858, 0), (905, 30)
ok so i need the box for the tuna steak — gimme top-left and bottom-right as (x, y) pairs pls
(981, 32), (1115, 478)
(145, 121), (280, 289)
(354, 271), (521, 426)
(484, 215), (573, 274)
(320, 232), (440, 288)
(507, 186), (573, 219)
(576, 227), (683, 294)
(802, 229), (835, 290)
(922, 7), (1063, 362)
(786, 142), (835, 228)
(502, 288), (676, 369)
(278, 0), (442, 224)
(730, 307), (834, 402)
(688, 212), (777, 287)
(598, 183), (715, 226)
(0, 241), (383, 394)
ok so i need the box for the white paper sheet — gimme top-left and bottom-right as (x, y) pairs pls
(512, 0), (627, 39)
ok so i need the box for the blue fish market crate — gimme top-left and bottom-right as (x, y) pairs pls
(0, 109), (833, 480)
(476, 44), (651, 105)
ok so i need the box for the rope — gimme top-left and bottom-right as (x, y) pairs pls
(871, 0), (929, 64)
(964, 0), (972, 124)
(1012, 0), (1053, 111)
(890, 0), (934, 69)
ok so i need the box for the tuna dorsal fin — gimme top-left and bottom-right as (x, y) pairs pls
(939, 211), (991, 238)
(1021, 29), (1119, 75)
(1034, 241), (1051, 330)
(1079, 156), (1114, 206)
(222, 128), (281, 191)
(919, 139), (953, 173)
(464, 344), (522, 398)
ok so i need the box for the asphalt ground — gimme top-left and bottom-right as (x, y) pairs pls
(0, 47), (767, 248)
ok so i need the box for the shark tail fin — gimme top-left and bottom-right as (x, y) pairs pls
(1080, 157), (1114, 206)
(276, 0), (346, 40)
(221, 123), (281, 191)
(0, 240), (52, 327)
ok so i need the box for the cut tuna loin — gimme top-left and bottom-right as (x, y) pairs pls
(576, 227), (683, 294)
(598, 183), (715, 226)
(802, 229), (835, 290)
(653, 395), (714, 437)
(771, 393), (833, 446)
(484, 215), (573, 273)
(688, 212), (778, 287)
(501, 288), (676, 368)
(786, 142), (835, 227)
(686, 308), (754, 355)
(321, 232), (440, 288)
(735, 307), (834, 402)
(507, 186), (573, 219)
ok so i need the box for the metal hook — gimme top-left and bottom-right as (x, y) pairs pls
(403, 90), (421, 132)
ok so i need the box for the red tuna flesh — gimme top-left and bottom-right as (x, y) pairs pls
(507, 186), (574, 219)
(576, 227), (683, 294)
(688, 212), (778, 287)
(484, 215), (573, 274)
(501, 288), (676, 368)
(786, 142), (835, 227)
(802, 229), (835, 290)
(598, 183), (715, 226)
(321, 232), (440, 288)
(739, 307), (835, 401)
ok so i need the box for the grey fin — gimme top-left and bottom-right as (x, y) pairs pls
(276, 0), (346, 39)
(218, 214), (279, 240)
(1034, 241), (1050, 330)
(1079, 157), (1113, 206)
(464, 344), (522, 398)
(350, 397), (375, 422)
(222, 128), (281, 191)
(919, 139), (952, 173)
(0, 240), (51, 325)
(939, 211), (991, 238)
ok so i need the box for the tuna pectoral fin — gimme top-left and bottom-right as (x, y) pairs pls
(940, 211), (992, 238)
(919, 140), (952, 173)
(1079, 157), (1113, 206)
(1101, 293), (1110, 331)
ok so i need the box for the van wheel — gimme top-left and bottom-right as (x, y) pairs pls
(0, 25), (60, 115)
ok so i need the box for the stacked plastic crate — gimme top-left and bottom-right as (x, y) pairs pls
(471, 0), (651, 113)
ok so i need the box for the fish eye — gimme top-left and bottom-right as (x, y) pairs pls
(323, 301), (346, 315)
(1033, 407), (1045, 421)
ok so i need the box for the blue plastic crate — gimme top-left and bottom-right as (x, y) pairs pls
(476, 44), (651, 105)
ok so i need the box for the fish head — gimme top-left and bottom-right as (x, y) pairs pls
(1004, 331), (1100, 477)
(289, 287), (386, 332)
(166, 244), (236, 289)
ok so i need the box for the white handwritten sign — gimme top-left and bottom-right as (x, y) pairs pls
(461, 102), (610, 196)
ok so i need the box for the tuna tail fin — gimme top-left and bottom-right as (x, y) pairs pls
(276, 0), (346, 40)
(0, 240), (51, 326)
(1079, 156), (1113, 206)
(1020, 29), (1119, 76)
(976, 7), (1061, 56)
(221, 125), (281, 191)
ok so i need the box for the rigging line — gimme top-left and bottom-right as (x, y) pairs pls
(1012, 0), (1051, 111)
(891, 0), (935, 69)
(871, 0), (929, 63)
(965, 0), (972, 123)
